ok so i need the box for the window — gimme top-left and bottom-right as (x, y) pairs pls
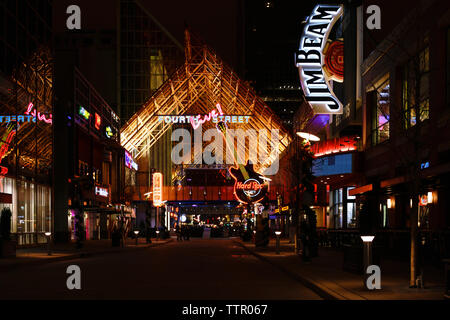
(402, 47), (430, 128)
(370, 77), (390, 146)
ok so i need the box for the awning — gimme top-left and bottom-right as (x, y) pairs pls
(348, 184), (373, 196)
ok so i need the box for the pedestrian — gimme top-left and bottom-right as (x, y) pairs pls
(176, 225), (182, 241)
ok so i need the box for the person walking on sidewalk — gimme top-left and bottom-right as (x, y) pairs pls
(176, 225), (182, 241)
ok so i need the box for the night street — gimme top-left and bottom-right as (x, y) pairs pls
(1, 0), (450, 306)
(0, 240), (322, 300)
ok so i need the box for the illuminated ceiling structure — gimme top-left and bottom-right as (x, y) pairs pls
(121, 30), (292, 175)
(0, 46), (53, 175)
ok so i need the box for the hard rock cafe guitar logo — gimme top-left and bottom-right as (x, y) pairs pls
(216, 121), (269, 204)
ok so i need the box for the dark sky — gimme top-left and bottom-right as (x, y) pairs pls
(54, 0), (242, 69)
(143, 0), (242, 68)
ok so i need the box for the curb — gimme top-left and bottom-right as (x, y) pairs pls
(234, 240), (345, 300)
(0, 239), (173, 272)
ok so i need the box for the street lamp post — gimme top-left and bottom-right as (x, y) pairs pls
(156, 230), (160, 241)
(361, 235), (375, 288)
(45, 232), (52, 256)
(134, 230), (139, 246)
(275, 231), (282, 255)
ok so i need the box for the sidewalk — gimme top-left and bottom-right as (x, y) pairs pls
(236, 239), (447, 300)
(0, 238), (173, 272)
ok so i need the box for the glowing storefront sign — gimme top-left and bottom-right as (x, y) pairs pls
(124, 150), (138, 171)
(79, 106), (90, 120)
(152, 172), (163, 207)
(157, 104), (251, 129)
(311, 136), (357, 158)
(296, 4), (344, 114)
(105, 126), (114, 138)
(0, 103), (52, 124)
(95, 186), (109, 198)
(95, 113), (101, 130)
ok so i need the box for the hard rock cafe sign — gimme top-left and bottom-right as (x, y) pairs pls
(296, 4), (344, 114)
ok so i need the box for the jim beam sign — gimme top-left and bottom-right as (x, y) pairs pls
(296, 4), (344, 114)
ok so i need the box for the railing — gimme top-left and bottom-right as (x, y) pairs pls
(317, 228), (450, 265)
(12, 232), (48, 246)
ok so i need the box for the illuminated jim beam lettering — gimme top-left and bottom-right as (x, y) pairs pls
(296, 4), (344, 114)
(153, 172), (163, 207)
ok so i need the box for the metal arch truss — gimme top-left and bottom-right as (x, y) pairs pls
(1, 46), (53, 173)
(120, 30), (292, 173)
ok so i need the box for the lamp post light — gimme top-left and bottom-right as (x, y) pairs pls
(275, 231), (282, 255)
(45, 232), (52, 256)
(361, 235), (375, 288)
(134, 230), (139, 246)
(156, 230), (160, 241)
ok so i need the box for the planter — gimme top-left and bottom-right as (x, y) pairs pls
(0, 239), (17, 258)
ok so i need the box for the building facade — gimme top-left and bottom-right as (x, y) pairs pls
(290, 0), (450, 262)
(0, 0), (53, 245)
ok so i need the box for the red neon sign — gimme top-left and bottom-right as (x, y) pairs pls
(24, 102), (52, 124)
(0, 166), (8, 176)
(153, 172), (163, 207)
(190, 104), (224, 130)
(0, 127), (16, 161)
(95, 113), (102, 130)
(236, 181), (264, 191)
(311, 136), (357, 158)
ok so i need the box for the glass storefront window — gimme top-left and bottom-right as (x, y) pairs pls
(347, 202), (356, 228)
(0, 176), (51, 242)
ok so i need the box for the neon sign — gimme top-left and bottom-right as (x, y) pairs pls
(124, 150), (138, 171)
(24, 103), (52, 124)
(157, 104), (251, 129)
(311, 136), (357, 157)
(95, 113), (101, 130)
(0, 124), (16, 161)
(79, 106), (90, 120)
(296, 4), (344, 114)
(95, 186), (109, 198)
(152, 172), (163, 207)
(0, 103), (52, 125)
(105, 126), (114, 138)
(236, 180), (264, 193)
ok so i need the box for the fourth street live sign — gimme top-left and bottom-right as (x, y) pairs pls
(296, 4), (344, 114)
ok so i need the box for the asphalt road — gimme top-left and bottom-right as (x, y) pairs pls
(0, 239), (322, 300)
